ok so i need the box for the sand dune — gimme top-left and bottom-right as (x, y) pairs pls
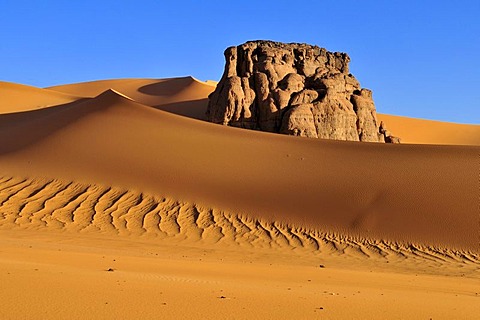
(0, 88), (478, 251)
(378, 113), (480, 145)
(0, 77), (478, 319)
(0, 81), (81, 114)
(48, 76), (215, 120)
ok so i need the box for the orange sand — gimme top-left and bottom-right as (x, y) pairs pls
(0, 77), (478, 319)
(378, 113), (480, 145)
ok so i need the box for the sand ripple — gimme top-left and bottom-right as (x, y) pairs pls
(0, 175), (478, 267)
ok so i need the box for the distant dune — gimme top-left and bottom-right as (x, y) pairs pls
(0, 76), (478, 319)
(48, 76), (215, 120)
(378, 113), (480, 145)
(0, 81), (81, 114)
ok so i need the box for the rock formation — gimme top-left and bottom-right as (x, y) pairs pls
(207, 40), (399, 143)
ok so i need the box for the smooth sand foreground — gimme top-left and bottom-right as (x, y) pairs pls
(0, 229), (479, 320)
(0, 77), (478, 319)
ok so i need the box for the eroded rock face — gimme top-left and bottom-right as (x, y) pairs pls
(207, 40), (399, 143)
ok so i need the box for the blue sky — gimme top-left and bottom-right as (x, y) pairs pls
(1, 0), (479, 123)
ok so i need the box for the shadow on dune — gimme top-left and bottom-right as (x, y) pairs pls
(0, 98), (94, 155)
(137, 77), (194, 97)
(153, 98), (208, 121)
(0, 93), (209, 157)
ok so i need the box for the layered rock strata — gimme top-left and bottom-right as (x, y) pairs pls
(207, 40), (399, 143)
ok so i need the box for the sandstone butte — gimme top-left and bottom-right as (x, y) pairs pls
(207, 40), (400, 143)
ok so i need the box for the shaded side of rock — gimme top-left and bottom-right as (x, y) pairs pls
(351, 89), (384, 142)
(379, 121), (401, 143)
(280, 104), (318, 138)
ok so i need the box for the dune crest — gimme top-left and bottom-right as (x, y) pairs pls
(48, 76), (213, 106)
(191, 76), (217, 87)
(47, 76), (214, 120)
(102, 88), (134, 101)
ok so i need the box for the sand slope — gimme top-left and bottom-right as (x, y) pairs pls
(0, 81), (81, 114)
(0, 89), (478, 251)
(378, 113), (480, 145)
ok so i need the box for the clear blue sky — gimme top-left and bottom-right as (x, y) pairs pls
(1, 0), (479, 123)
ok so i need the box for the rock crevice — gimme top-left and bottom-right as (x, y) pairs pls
(207, 40), (399, 143)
